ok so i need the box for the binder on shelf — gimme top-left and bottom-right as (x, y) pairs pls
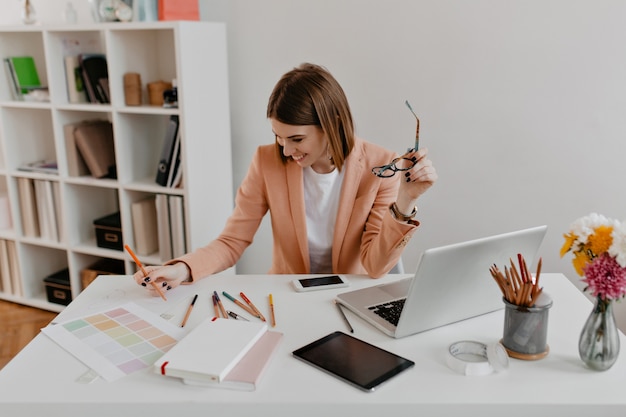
(52, 181), (64, 243)
(131, 196), (159, 256)
(3, 56), (42, 98)
(64, 55), (87, 103)
(78, 53), (109, 103)
(4, 59), (21, 99)
(165, 131), (182, 188)
(0, 239), (12, 295)
(16, 177), (40, 238)
(182, 330), (283, 391)
(0, 194), (11, 230)
(155, 194), (172, 261)
(168, 195), (186, 258)
(155, 115), (179, 186)
(73, 120), (116, 178)
(6, 240), (23, 297)
(155, 317), (268, 383)
(33, 180), (59, 242)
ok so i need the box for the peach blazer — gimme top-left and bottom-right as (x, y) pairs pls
(177, 137), (419, 280)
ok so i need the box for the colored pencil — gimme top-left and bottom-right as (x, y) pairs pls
(124, 244), (166, 301)
(222, 291), (259, 317)
(212, 293), (220, 318)
(180, 294), (198, 327)
(269, 293), (276, 327)
(214, 291), (228, 319)
(240, 292), (266, 322)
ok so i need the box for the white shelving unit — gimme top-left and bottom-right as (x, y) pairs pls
(0, 21), (233, 312)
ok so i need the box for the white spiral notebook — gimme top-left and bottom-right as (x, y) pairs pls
(155, 316), (267, 383)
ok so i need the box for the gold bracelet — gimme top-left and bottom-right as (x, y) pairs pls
(390, 202), (417, 221)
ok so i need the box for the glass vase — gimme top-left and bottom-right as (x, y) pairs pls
(578, 296), (620, 371)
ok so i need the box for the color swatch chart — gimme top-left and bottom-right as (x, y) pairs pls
(43, 303), (186, 382)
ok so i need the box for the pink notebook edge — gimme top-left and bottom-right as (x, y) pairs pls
(182, 331), (284, 389)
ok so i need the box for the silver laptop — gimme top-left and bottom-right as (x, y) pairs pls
(336, 225), (547, 338)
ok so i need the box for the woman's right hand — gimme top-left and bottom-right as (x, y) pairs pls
(133, 263), (191, 296)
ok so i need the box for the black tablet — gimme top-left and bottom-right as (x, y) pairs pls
(292, 331), (415, 392)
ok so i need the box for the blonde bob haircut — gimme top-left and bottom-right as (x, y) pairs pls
(266, 63), (355, 172)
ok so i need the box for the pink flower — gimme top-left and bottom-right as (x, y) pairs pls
(582, 253), (626, 301)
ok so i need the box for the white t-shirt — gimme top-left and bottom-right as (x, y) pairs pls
(303, 166), (344, 273)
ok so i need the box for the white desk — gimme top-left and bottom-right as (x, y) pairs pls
(1, 273), (625, 417)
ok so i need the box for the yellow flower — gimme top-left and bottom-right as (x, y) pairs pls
(572, 251), (589, 276)
(588, 225), (613, 256)
(560, 233), (578, 257)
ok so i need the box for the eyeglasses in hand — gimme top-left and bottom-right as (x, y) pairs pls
(371, 101), (420, 178)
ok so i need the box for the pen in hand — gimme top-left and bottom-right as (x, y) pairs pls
(125, 244), (167, 301)
(180, 294), (198, 327)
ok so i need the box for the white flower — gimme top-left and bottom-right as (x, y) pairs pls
(609, 221), (626, 268)
(568, 213), (614, 249)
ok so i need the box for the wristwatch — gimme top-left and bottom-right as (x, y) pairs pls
(390, 202), (417, 222)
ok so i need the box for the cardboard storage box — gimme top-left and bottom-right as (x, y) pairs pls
(43, 268), (72, 306)
(81, 258), (125, 289)
(93, 212), (123, 251)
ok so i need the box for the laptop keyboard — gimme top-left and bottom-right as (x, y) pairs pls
(369, 298), (406, 326)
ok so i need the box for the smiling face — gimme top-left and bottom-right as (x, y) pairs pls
(271, 119), (334, 174)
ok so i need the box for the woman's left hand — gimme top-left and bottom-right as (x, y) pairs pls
(395, 148), (437, 213)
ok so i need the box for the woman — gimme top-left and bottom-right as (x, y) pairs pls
(135, 63), (437, 295)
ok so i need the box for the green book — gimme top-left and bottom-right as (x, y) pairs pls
(7, 56), (41, 93)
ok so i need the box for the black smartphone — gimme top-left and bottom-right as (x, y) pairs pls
(291, 275), (349, 292)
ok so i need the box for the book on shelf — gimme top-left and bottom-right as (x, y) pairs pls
(6, 240), (23, 297)
(0, 193), (12, 231)
(52, 181), (64, 243)
(155, 115), (180, 186)
(16, 177), (40, 238)
(73, 120), (116, 178)
(182, 330), (283, 391)
(168, 195), (186, 258)
(33, 179), (59, 242)
(78, 53), (109, 104)
(18, 160), (59, 175)
(63, 121), (91, 177)
(3, 56), (43, 99)
(64, 55), (87, 103)
(158, 0), (200, 21)
(131, 196), (159, 256)
(0, 239), (12, 295)
(154, 317), (268, 384)
(155, 194), (172, 261)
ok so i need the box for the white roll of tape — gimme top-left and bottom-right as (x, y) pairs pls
(446, 340), (509, 376)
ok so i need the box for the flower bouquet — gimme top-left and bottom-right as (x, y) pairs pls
(560, 213), (626, 370)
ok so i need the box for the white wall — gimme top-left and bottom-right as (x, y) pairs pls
(4, 0), (626, 324)
(219, 0), (626, 275)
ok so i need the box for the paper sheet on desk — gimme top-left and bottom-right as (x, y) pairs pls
(42, 302), (186, 382)
(52, 275), (192, 324)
